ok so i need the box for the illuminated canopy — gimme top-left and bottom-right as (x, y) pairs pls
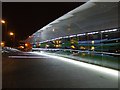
(26, 1), (118, 43)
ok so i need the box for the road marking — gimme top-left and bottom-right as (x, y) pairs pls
(9, 56), (51, 59)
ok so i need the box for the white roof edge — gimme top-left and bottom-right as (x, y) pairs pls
(36, 1), (90, 32)
(35, 0), (119, 34)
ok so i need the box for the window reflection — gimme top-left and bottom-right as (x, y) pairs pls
(32, 28), (119, 70)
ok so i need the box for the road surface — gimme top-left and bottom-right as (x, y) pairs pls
(2, 50), (118, 88)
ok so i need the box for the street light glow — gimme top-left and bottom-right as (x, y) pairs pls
(25, 43), (28, 47)
(9, 32), (14, 36)
(19, 46), (24, 49)
(1, 20), (5, 24)
(0, 42), (5, 47)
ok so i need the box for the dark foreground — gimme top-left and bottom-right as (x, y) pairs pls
(2, 50), (118, 88)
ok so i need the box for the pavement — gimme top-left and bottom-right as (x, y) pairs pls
(2, 50), (118, 88)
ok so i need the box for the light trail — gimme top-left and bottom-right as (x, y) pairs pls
(32, 51), (119, 77)
(9, 56), (51, 59)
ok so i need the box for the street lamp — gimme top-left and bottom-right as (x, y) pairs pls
(25, 43), (28, 47)
(9, 32), (14, 36)
(9, 32), (15, 40)
(0, 41), (5, 47)
(9, 32), (15, 47)
(1, 20), (5, 24)
(1, 19), (7, 43)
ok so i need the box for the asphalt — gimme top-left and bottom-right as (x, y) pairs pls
(2, 51), (118, 88)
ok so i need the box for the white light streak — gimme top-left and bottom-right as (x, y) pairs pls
(69, 35), (76, 37)
(101, 29), (117, 33)
(77, 33), (86, 36)
(55, 37), (63, 40)
(52, 38), (56, 41)
(63, 36), (69, 38)
(112, 29), (117, 31)
(32, 51), (118, 77)
(87, 31), (99, 35)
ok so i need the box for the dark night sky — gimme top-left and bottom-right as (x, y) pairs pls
(2, 2), (85, 44)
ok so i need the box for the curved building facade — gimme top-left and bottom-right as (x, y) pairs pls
(26, 1), (119, 70)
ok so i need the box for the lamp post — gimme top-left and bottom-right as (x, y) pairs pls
(9, 32), (15, 47)
(1, 19), (7, 44)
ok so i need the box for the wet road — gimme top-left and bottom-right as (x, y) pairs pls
(2, 51), (118, 88)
